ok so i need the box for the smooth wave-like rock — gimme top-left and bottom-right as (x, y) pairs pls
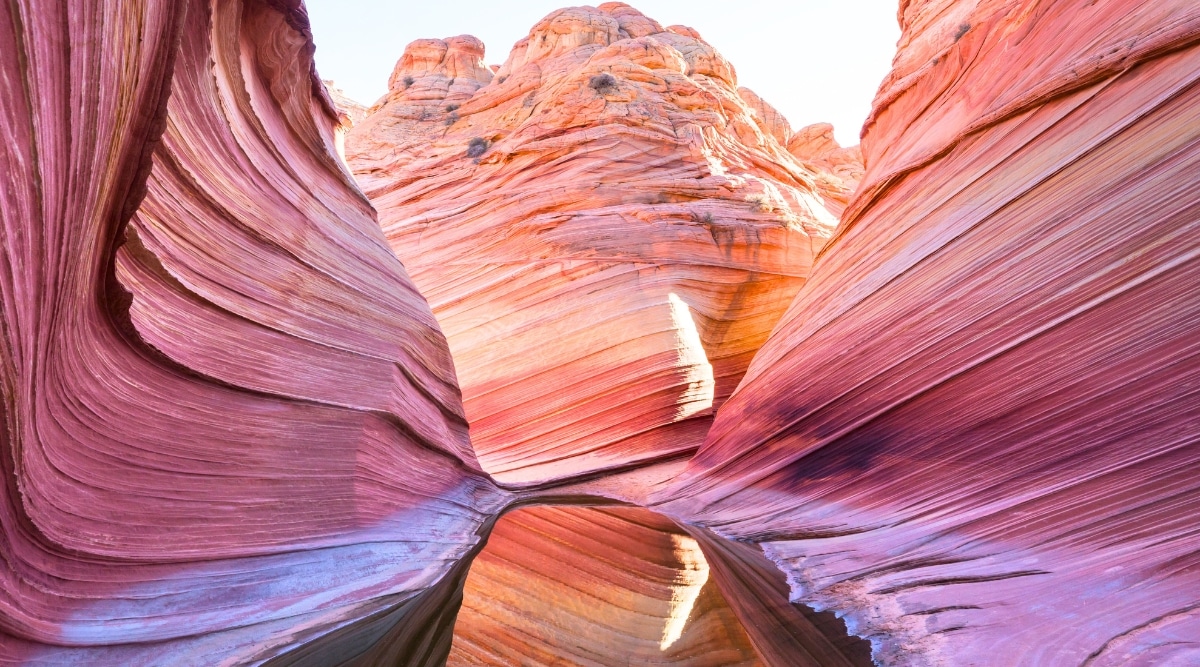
(9, 0), (1196, 664)
(663, 0), (1200, 664)
(347, 3), (854, 487)
(0, 0), (502, 662)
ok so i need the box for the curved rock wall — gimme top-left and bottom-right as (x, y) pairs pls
(347, 3), (853, 487)
(0, 0), (501, 662)
(7, 0), (1193, 664)
(664, 1), (1200, 664)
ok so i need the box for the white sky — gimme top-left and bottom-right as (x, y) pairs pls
(305, 1), (900, 147)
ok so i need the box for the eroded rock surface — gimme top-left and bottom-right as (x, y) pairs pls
(663, 1), (1200, 664)
(6, 0), (1195, 664)
(0, 0), (502, 663)
(347, 3), (855, 487)
(784, 122), (864, 215)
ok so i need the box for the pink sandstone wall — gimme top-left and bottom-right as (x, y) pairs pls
(0, 0), (504, 662)
(662, 1), (1200, 664)
(3, 0), (1197, 664)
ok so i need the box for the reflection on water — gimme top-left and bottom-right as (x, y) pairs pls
(448, 506), (761, 666)
(264, 504), (873, 666)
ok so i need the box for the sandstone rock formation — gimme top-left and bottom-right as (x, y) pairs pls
(253, 501), (872, 667)
(0, 0), (503, 662)
(6, 0), (1198, 664)
(325, 80), (370, 126)
(734, 91), (863, 216)
(663, 0), (1200, 665)
(784, 123), (864, 215)
(347, 3), (853, 486)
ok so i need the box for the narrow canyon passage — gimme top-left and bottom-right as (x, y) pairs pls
(2, 0), (1198, 664)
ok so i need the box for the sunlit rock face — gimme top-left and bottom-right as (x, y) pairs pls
(664, 0), (1200, 665)
(0, 0), (502, 662)
(734, 89), (863, 217)
(783, 122), (864, 216)
(347, 2), (854, 486)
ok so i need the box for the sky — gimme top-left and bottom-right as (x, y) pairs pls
(305, 1), (900, 147)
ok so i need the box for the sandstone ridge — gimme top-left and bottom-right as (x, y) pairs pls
(348, 2), (858, 487)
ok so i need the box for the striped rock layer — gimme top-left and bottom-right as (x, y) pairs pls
(0, 0), (503, 663)
(5, 0), (1198, 665)
(663, 0), (1200, 665)
(346, 3), (855, 487)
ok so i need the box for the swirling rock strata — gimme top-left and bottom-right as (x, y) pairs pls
(9, 0), (1188, 664)
(347, 3), (853, 486)
(0, 0), (501, 663)
(664, 0), (1200, 664)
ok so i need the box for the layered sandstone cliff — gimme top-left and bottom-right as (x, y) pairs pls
(663, 0), (1200, 665)
(346, 3), (852, 486)
(326, 80), (370, 126)
(0, 0), (503, 663)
